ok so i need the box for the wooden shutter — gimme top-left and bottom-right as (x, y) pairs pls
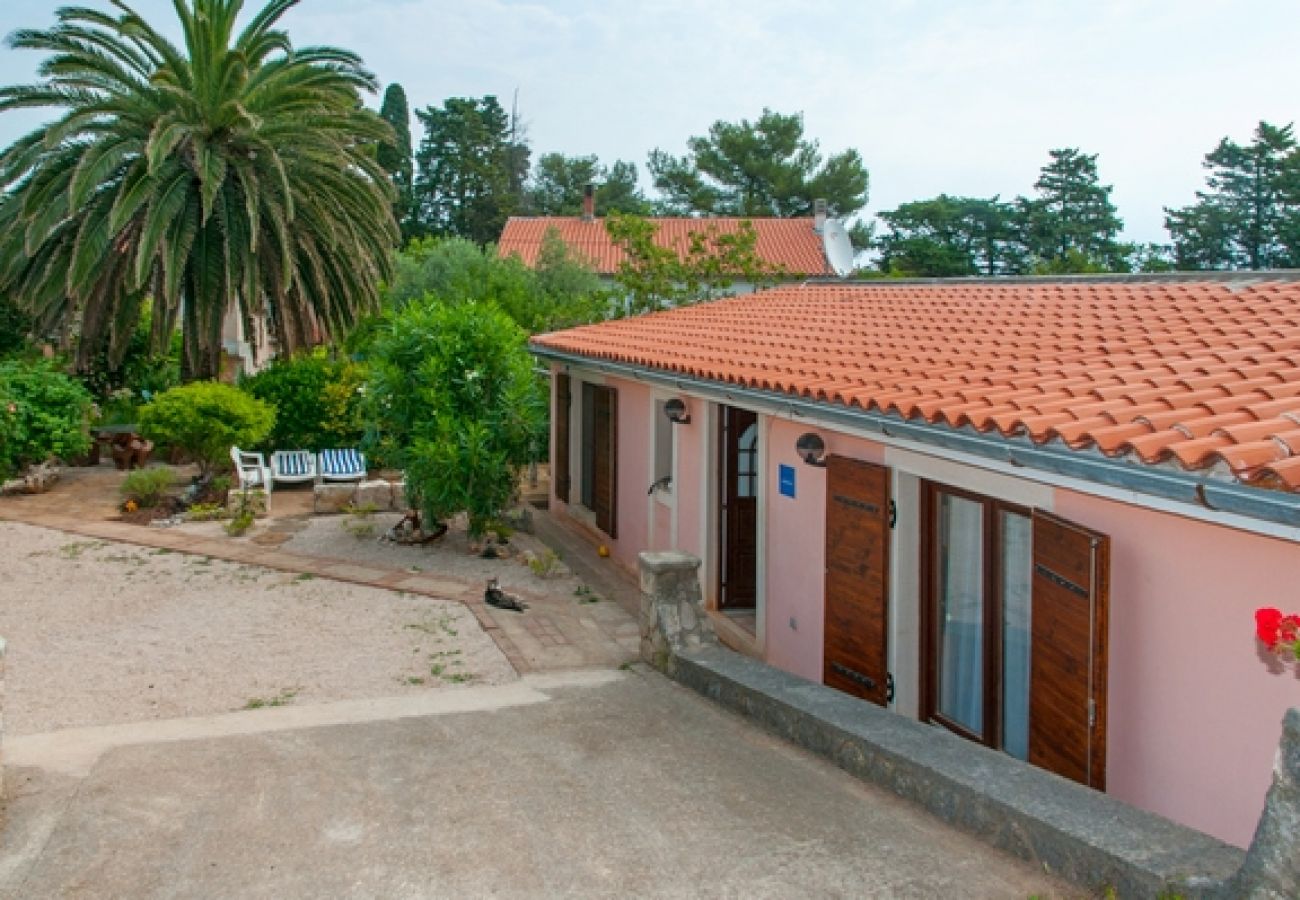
(592, 386), (618, 538)
(1028, 510), (1109, 790)
(554, 374), (571, 503)
(823, 456), (891, 707)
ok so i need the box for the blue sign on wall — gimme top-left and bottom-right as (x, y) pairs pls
(778, 464), (796, 498)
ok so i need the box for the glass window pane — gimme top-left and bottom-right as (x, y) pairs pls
(737, 423), (757, 498)
(1001, 511), (1033, 760)
(936, 492), (984, 734)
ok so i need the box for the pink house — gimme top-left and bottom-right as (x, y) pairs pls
(530, 276), (1300, 849)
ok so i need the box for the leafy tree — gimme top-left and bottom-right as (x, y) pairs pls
(412, 96), (529, 244)
(0, 358), (93, 477)
(139, 381), (274, 476)
(240, 350), (366, 451)
(0, 294), (32, 357)
(648, 109), (869, 218)
(532, 229), (609, 326)
(382, 237), (605, 333)
(377, 83), (416, 243)
(874, 196), (1026, 277)
(365, 301), (545, 537)
(1164, 121), (1300, 270)
(0, 0), (398, 381)
(1018, 149), (1130, 272)
(526, 153), (649, 216)
(76, 300), (181, 407)
(605, 214), (783, 315)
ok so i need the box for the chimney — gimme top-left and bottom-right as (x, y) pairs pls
(581, 183), (595, 222)
(813, 198), (828, 233)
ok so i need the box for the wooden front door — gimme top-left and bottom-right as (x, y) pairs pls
(823, 456), (891, 706)
(1028, 510), (1109, 790)
(719, 407), (757, 610)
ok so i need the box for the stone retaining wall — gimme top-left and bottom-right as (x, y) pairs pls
(634, 551), (1299, 899)
(313, 480), (406, 515)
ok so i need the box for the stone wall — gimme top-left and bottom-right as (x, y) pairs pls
(1230, 707), (1300, 898)
(313, 480), (406, 515)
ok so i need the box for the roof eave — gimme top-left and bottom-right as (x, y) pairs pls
(530, 345), (1300, 531)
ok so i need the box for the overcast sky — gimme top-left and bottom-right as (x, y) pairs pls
(2, 0), (1298, 244)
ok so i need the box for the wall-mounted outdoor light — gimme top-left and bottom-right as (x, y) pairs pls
(796, 432), (827, 467)
(664, 398), (691, 425)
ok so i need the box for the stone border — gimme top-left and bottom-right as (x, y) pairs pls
(636, 551), (1255, 898)
(671, 649), (1242, 898)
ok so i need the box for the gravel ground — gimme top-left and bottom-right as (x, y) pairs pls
(0, 522), (515, 736)
(180, 509), (583, 595)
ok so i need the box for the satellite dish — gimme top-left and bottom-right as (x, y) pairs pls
(821, 219), (855, 278)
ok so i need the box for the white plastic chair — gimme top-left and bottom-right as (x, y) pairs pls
(317, 448), (366, 482)
(230, 446), (272, 495)
(271, 449), (317, 485)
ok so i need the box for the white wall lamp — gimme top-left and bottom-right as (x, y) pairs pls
(796, 432), (827, 467)
(664, 398), (691, 425)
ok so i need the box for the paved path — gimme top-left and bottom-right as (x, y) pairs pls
(0, 466), (644, 675)
(0, 671), (1073, 899)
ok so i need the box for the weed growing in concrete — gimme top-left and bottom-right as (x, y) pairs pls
(526, 548), (562, 578)
(574, 585), (601, 604)
(243, 687), (299, 710)
(341, 502), (380, 539)
(58, 540), (104, 559)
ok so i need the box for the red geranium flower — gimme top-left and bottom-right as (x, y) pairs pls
(1256, 607), (1283, 648)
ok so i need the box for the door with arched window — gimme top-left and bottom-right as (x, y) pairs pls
(719, 406), (758, 610)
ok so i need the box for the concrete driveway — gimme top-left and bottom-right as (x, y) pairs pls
(0, 669), (1072, 899)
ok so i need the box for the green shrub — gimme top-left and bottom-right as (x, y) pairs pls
(77, 301), (181, 411)
(240, 349), (366, 451)
(119, 468), (175, 508)
(138, 382), (274, 476)
(0, 358), (93, 478)
(366, 301), (545, 538)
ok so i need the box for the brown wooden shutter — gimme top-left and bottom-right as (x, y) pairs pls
(592, 385), (618, 538)
(554, 374), (571, 503)
(823, 456), (891, 707)
(1028, 510), (1109, 790)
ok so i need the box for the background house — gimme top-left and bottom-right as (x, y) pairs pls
(498, 192), (840, 290)
(531, 274), (1300, 850)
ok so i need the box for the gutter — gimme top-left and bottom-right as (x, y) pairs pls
(531, 346), (1300, 539)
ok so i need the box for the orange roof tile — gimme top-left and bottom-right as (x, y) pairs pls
(497, 216), (834, 276)
(531, 279), (1300, 493)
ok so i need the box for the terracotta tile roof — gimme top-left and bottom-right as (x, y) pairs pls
(531, 279), (1300, 492)
(497, 216), (834, 276)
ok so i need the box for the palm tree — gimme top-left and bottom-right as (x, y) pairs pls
(0, 0), (397, 380)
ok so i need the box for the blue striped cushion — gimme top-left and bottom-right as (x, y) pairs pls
(320, 449), (364, 476)
(278, 452), (309, 476)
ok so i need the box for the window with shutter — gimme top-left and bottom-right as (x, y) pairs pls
(920, 483), (1109, 787)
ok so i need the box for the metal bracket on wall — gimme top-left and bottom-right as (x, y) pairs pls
(888, 500), (897, 529)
